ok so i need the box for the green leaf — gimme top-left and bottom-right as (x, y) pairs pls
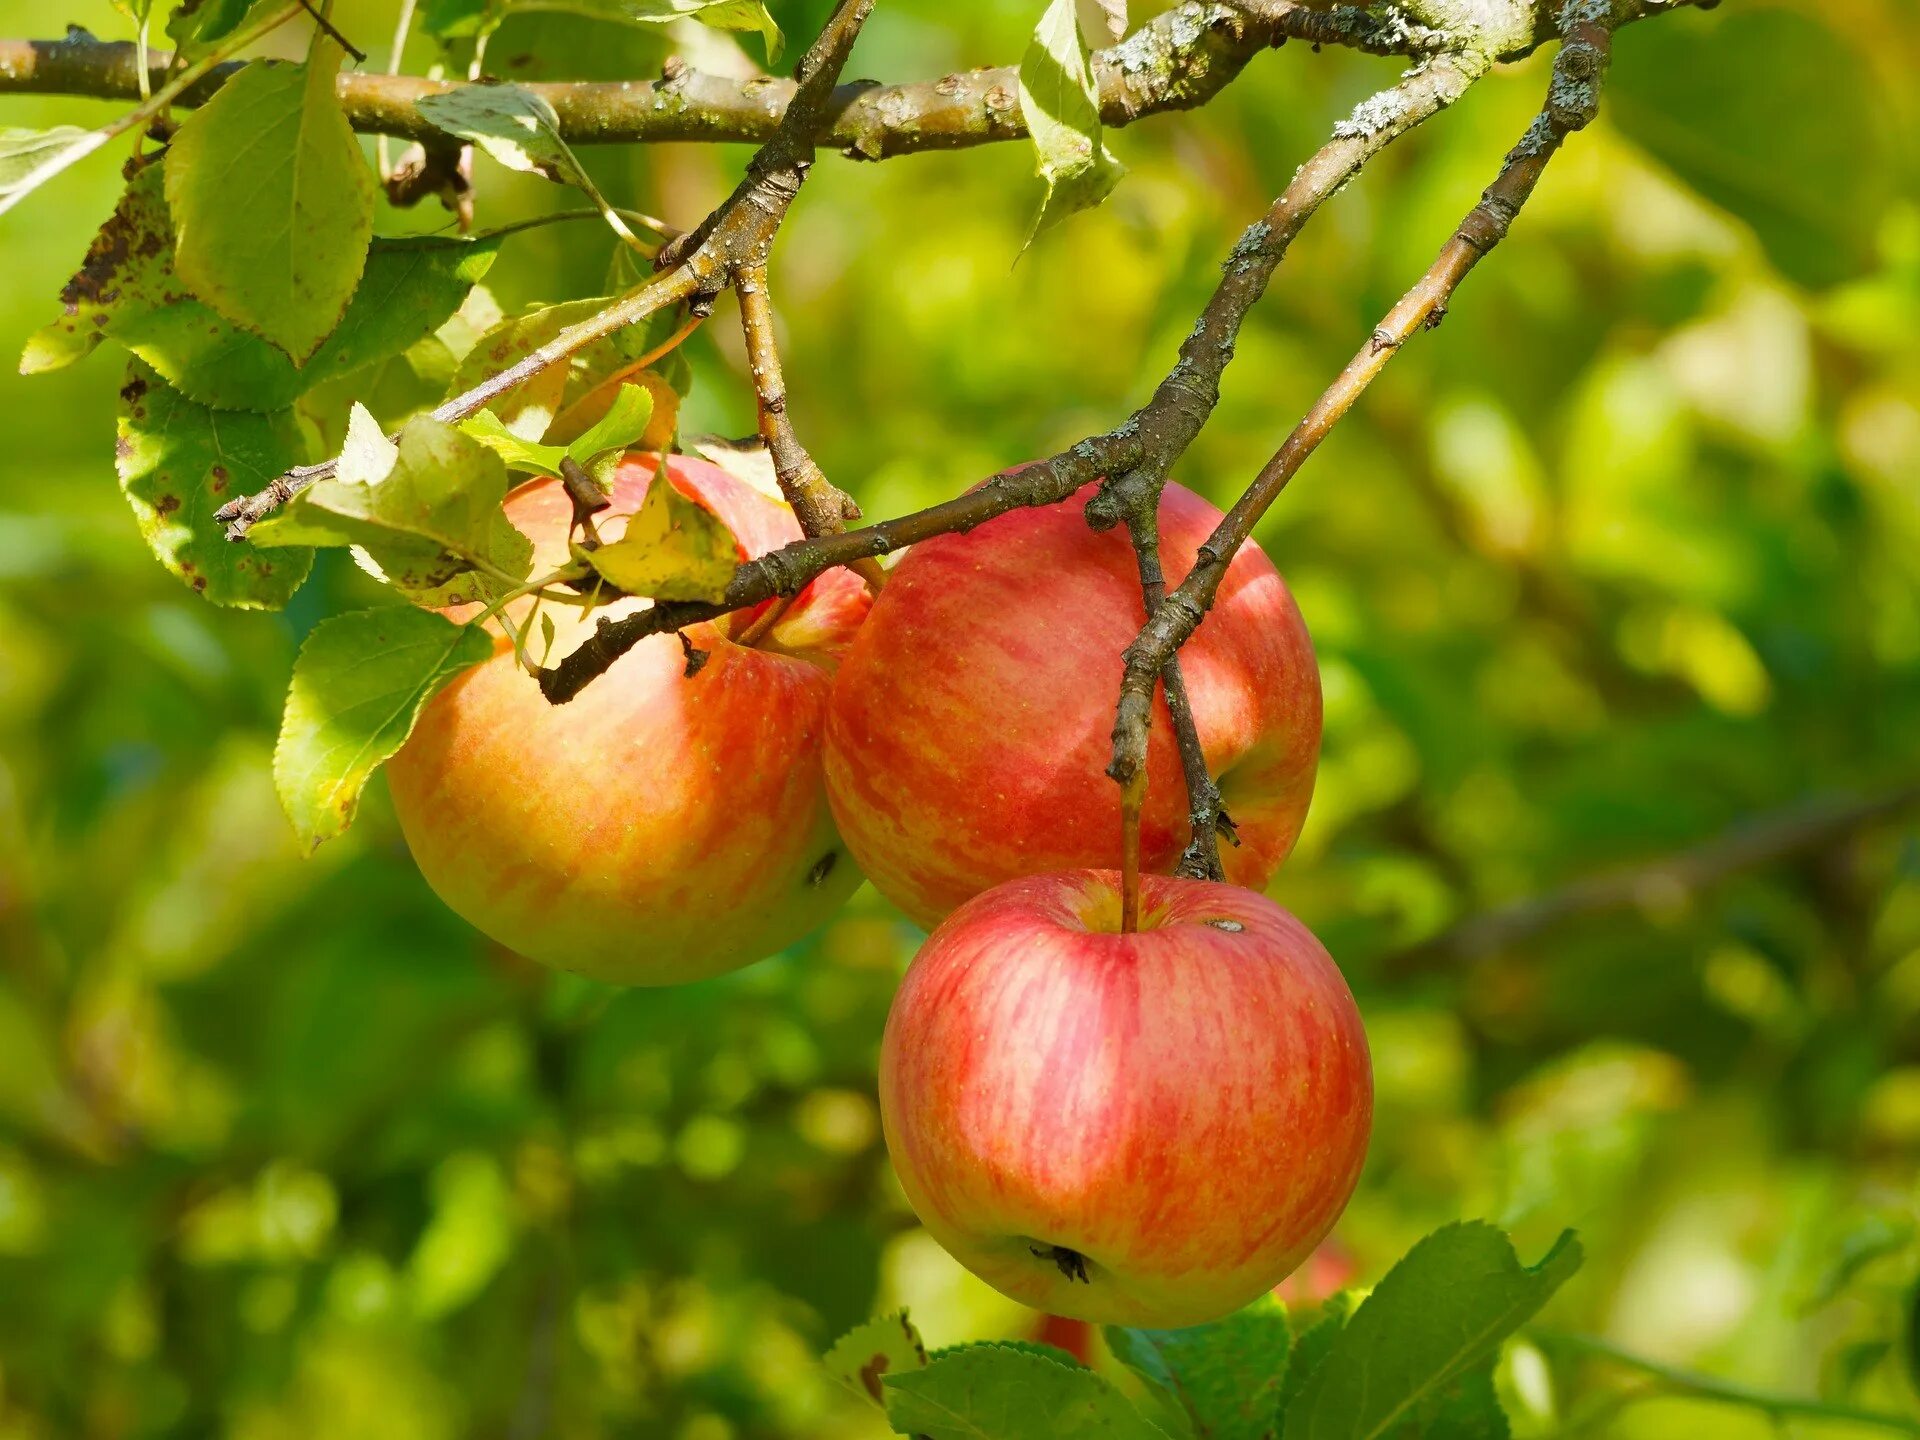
(824, 1311), (928, 1409)
(1018, 0), (1125, 246)
(0, 126), (92, 201)
(1280, 1225), (1581, 1440)
(1275, 1296), (1351, 1421)
(459, 409), (569, 478)
(1420, 1363), (1508, 1440)
(26, 158), (500, 407)
(506, 0), (783, 63)
(1107, 1296), (1291, 1440)
(1608, 8), (1891, 290)
(166, 0), (260, 49)
(582, 458), (738, 602)
(251, 416), (533, 605)
(565, 382), (654, 476)
(883, 1343), (1170, 1440)
(164, 37), (376, 363)
(115, 361), (313, 608)
(414, 83), (592, 188)
(274, 606), (494, 853)
(450, 296), (609, 440)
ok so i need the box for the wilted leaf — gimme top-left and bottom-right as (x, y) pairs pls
(1280, 1224), (1580, 1440)
(884, 1343), (1170, 1440)
(274, 607), (493, 852)
(824, 1310), (927, 1408)
(115, 361), (312, 608)
(27, 157), (499, 407)
(1018, 0), (1125, 245)
(582, 459), (738, 601)
(1107, 1296), (1291, 1440)
(165, 37), (376, 362)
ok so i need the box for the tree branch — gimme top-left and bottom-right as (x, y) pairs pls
(0, 4), (1458, 155)
(1108, 0), (1622, 795)
(1387, 783), (1920, 975)
(537, 48), (1481, 702)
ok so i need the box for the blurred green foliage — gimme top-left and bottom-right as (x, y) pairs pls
(1, 0), (1919, 1435)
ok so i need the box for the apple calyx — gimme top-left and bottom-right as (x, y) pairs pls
(1031, 1244), (1091, 1284)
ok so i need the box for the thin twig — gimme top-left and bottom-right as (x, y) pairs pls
(1387, 783), (1920, 975)
(1108, 0), (1619, 795)
(537, 51), (1478, 702)
(1535, 1331), (1920, 1438)
(295, 0), (366, 63)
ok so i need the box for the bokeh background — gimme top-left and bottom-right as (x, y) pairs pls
(2, 0), (1919, 1434)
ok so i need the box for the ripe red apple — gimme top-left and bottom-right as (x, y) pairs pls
(879, 870), (1371, 1328)
(824, 480), (1320, 930)
(386, 453), (870, 985)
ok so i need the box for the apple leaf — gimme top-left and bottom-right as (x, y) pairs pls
(274, 606), (494, 853)
(460, 409), (571, 478)
(26, 158), (500, 408)
(1018, 0), (1125, 247)
(167, 0), (262, 50)
(115, 361), (313, 609)
(1607, 8), (1890, 290)
(1274, 1295), (1351, 1421)
(566, 382), (655, 482)
(250, 415), (533, 605)
(1419, 1363), (1509, 1440)
(0, 126), (92, 202)
(824, 1311), (927, 1409)
(883, 1342), (1171, 1440)
(1278, 1224), (1581, 1440)
(450, 296), (610, 440)
(582, 459), (738, 602)
(415, 83), (592, 188)
(164, 36), (375, 363)
(1106, 1295), (1291, 1440)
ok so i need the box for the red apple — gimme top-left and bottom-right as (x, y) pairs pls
(824, 480), (1320, 930)
(879, 870), (1371, 1328)
(386, 453), (871, 985)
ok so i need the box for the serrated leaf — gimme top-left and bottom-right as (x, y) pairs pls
(450, 296), (609, 440)
(506, 0), (782, 62)
(460, 409), (570, 478)
(1018, 0), (1125, 246)
(415, 83), (590, 188)
(165, 37), (376, 363)
(1275, 1296), (1351, 1421)
(884, 1343), (1170, 1440)
(825, 1311), (928, 1408)
(1280, 1225), (1581, 1440)
(565, 383), (654, 471)
(251, 417), (532, 605)
(0, 126), (92, 201)
(582, 459), (737, 601)
(27, 159), (500, 406)
(274, 606), (494, 853)
(1421, 1363), (1509, 1440)
(1107, 1297), (1291, 1440)
(115, 361), (313, 608)
(1608, 8), (1891, 289)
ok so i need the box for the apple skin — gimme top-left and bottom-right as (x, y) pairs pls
(386, 453), (870, 985)
(878, 870), (1371, 1328)
(824, 481), (1320, 931)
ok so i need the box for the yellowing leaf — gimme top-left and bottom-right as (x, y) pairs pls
(584, 462), (738, 601)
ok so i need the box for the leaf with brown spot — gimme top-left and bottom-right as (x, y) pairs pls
(115, 359), (312, 608)
(824, 1311), (929, 1411)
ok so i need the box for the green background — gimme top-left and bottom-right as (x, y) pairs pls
(2, 0), (1918, 1434)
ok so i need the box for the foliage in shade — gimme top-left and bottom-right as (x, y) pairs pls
(1106, 1297), (1292, 1440)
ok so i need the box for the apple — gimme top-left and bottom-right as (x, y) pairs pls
(879, 869), (1371, 1328)
(824, 480), (1320, 930)
(386, 452), (871, 985)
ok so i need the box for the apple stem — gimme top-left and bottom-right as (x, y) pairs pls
(734, 593), (796, 647)
(1120, 769), (1145, 935)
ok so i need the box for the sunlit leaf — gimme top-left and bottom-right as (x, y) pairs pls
(507, 0), (783, 62)
(1107, 1296), (1290, 1440)
(164, 37), (376, 362)
(824, 1310), (927, 1408)
(414, 83), (590, 188)
(274, 607), (493, 852)
(115, 361), (312, 608)
(1018, 0), (1125, 245)
(582, 459), (738, 601)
